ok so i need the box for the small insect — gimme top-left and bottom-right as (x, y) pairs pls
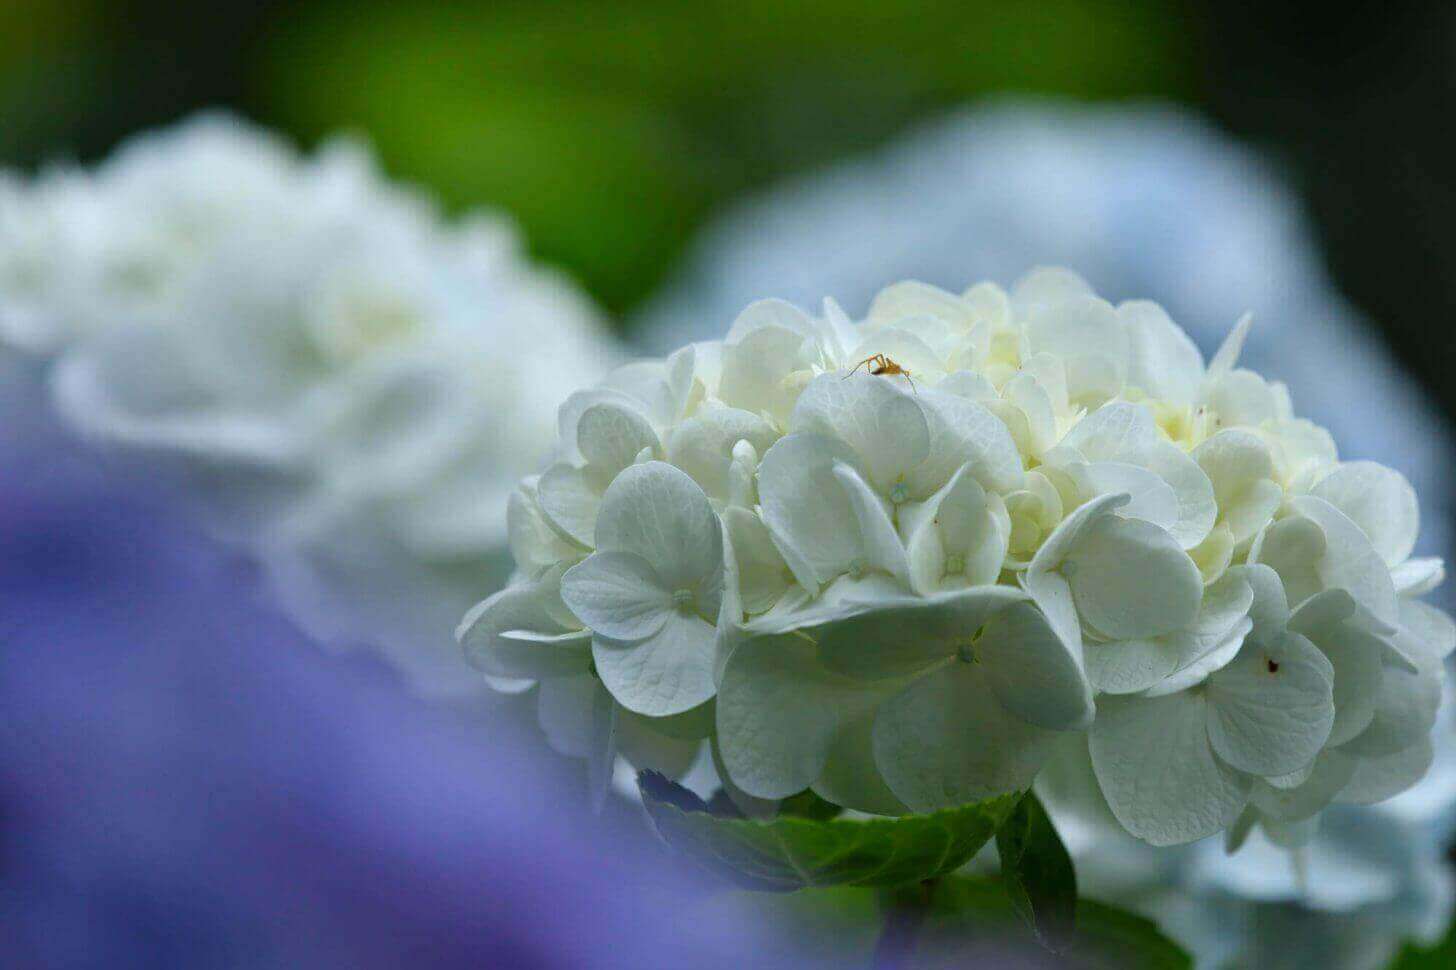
(845, 353), (916, 393)
(1266, 659), (1280, 674)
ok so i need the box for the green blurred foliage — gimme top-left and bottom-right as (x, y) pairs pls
(257, 0), (1191, 314)
(0, 0), (103, 159)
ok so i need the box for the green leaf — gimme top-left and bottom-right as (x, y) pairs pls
(995, 790), (1077, 948)
(638, 771), (1020, 892)
(1388, 922), (1456, 969)
(776, 787), (843, 822)
(912, 876), (1191, 970)
(1074, 899), (1192, 970)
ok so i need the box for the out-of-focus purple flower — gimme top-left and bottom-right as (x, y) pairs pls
(0, 416), (805, 969)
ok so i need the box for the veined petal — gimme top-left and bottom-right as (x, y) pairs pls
(715, 634), (846, 798)
(1289, 590), (1385, 747)
(1090, 691), (1251, 846)
(665, 406), (778, 503)
(1335, 739), (1436, 804)
(594, 461), (722, 591)
(458, 583), (591, 681)
(1206, 632), (1335, 776)
(1122, 300), (1203, 406)
(1287, 496), (1399, 625)
(1338, 659), (1442, 758)
(1064, 515), (1202, 640)
(560, 551), (671, 641)
(1145, 442), (1217, 550)
(758, 432), (864, 590)
(977, 601), (1095, 730)
(1311, 461), (1419, 568)
(1085, 637), (1180, 695)
(537, 462), (601, 549)
(873, 664), (1058, 812)
(1061, 402), (1158, 464)
(576, 402), (660, 475)
(790, 373), (930, 494)
(815, 586), (1028, 681)
(1249, 750), (1355, 823)
(592, 610), (718, 717)
(832, 461), (910, 584)
(909, 392), (1024, 497)
(717, 324), (809, 425)
(1392, 557), (1444, 596)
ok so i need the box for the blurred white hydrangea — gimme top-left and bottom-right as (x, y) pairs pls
(1, 114), (620, 693)
(463, 263), (1451, 865)
(634, 99), (1456, 967)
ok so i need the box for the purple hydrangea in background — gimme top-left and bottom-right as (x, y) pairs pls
(0, 400), (814, 969)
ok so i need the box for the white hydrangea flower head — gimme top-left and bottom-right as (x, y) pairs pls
(2, 114), (620, 693)
(632, 98), (1456, 965)
(464, 265), (1451, 833)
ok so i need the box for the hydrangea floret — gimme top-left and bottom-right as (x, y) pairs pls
(461, 267), (1452, 845)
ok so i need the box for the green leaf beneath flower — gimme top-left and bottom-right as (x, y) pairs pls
(995, 790), (1077, 948)
(638, 771), (1019, 892)
(914, 876), (1191, 970)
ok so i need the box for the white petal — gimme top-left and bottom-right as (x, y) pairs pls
(1206, 632), (1335, 776)
(1145, 442), (1217, 549)
(537, 672), (608, 758)
(815, 586), (1028, 681)
(811, 703), (909, 815)
(1287, 496), (1399, 625)
(868, 280), (976, 331)
(1249, 751), (1355, 823)
(1311, 462), (1419, 568)
(1208, 312), (1252, 376)
(757, 432), (866, 590)
(555, 387), (643, 464)
(715, 634), (843, 798)
(790, 373), (930, 494)
(1011, 266), (1094, 311)
(508, 479), (586, 571)
(577, 402), (660, 475)
(458, 584), (590, 681)
(1336, 739), (1436, 804)
(1121, 300), (1204, 406)
(1392, 557), (1445, 596)
(536, 462), (605, 549)
(1023, 295), (1128, 405)
(1090, 692), (1251, 846)
(722, 506), (792, 616)
(592, 611), (718, 716)
(1338, 660), (1441, 758)
(1060, 402), (1157, 463)
(560, 552), (671, 640)
(1288, 590), (1385, 747)
(594, 461), (722, 590)
(665, 406), (778, 503)
(1399, 599), (1456, 662)
(725, 297), (815, 342)
(873, 664), (1058, 811)
(1147, 618), (1251, 697)
(977, 602), (1095, 730)
(1086, 638), (1180, 695)
(717, 324), (809, 424)
(617, 711), (703, 779)
(832, 462), (910, 584)
(1069, 460), (1180, 534)
(1236, 563), (1291, 643)
(1064, 516), (1203, 640)
(910, 392), (1024, 497)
